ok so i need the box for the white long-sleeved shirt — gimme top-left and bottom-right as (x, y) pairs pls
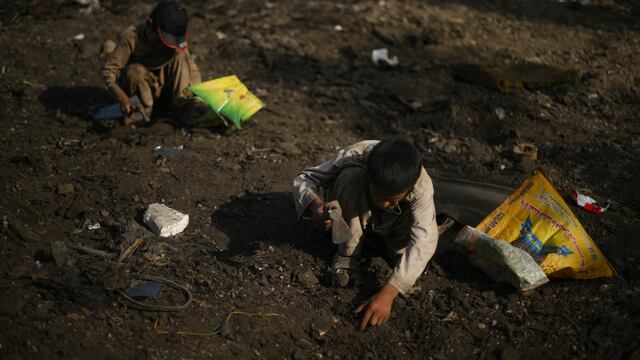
(292, 140), (439, 294)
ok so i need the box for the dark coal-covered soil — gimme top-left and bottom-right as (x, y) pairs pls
(1, 0), (639, 359)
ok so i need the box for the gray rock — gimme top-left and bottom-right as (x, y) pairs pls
(297, 269), (319, 288)
(51, 241), (72, 268)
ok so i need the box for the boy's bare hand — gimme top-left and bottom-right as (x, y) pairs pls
(117, 92), (133, 114)
(354, 283), (399, 330)
(309, 198), (332, 230)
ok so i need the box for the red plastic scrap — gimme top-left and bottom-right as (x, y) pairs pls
(570, 189), (610, 215)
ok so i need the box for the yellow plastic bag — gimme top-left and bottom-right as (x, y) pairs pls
(189, 75), (264, 130)
(477, 170), (614, 279)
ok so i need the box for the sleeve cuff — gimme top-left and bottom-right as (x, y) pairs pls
(295, 191), (320, 221)
(387, 272), (413, 295)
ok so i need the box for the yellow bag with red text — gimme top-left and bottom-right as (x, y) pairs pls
(476, 171), (614, 279)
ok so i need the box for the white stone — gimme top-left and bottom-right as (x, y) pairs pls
(143, 203), (189, 237)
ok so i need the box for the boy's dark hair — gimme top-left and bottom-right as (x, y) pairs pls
(366, 138), (422, 196)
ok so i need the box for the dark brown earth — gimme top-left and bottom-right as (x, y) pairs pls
(1, 0), (640, 359)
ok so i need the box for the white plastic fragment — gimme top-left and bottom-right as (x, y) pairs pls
(371, 48), (398, 66)
(143, 203), (189, 237)
(76, 0), (100, 14)
(571, 189), (610, 214)
(494, 107), (506, 120)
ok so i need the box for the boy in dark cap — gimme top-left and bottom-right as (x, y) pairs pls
(103, 0), (201, 122)
(293, 138), (439, 330)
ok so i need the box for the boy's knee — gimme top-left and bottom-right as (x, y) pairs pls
(123, 64), (148, 83)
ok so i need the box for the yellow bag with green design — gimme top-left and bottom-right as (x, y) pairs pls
(477, 170), (614, 279)
(189, 75), (264, 130)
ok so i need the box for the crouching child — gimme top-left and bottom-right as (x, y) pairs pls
(292, 138), (439, 329)
(102, 0), (201, 123)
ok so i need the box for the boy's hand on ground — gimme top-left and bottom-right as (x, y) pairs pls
(117, 92), (133, 114)
(309, 198), (332, 230)
(354, 283), (399, 330)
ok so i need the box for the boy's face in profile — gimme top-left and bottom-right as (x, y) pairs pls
(368, 182), (408, 213)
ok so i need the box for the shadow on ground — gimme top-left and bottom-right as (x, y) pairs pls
(428, 0), (638, 31)
(211, 192), (335, 265)
(38, 86), (113, 118)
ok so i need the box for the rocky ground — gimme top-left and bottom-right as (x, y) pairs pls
(0, 0), (639, 359)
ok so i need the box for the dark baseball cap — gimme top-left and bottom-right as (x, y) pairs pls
(149, 1), (189, 50)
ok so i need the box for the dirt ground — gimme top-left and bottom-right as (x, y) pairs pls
(1, 0), (639, 358)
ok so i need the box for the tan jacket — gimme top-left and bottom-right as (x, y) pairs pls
(103, 24), (200, 97)
(292, 140), (439, 293)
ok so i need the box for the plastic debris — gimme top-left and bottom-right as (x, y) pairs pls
(371, 48), (399, 67)
(93, 102), (123, 119)
(93, 95), (147, 121)
(87, 222), (101, 230)
(143, 203), (189, 237)
(432, 174), (514, 227)
(324, 201), (351, 244)
(153, 146), (192, 158)
(188, 75), (264, 130)
(124, 281), (161, 299)
(571, 189), (610, 215)
(455, 226), (549, 291)
(494, 107), (506, 120)
(70, 33), (85, 41)
(76, 0), (100, 14)
(477, 170), (614, 279)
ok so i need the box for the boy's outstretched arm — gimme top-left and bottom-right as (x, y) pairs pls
(354, 170), (439, 330)
(354, 283), (399, 330)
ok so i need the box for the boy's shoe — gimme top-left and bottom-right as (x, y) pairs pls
(123, 97), (151, 125)
(331, 253), (361, 287)
(123, 107), (151, 125)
